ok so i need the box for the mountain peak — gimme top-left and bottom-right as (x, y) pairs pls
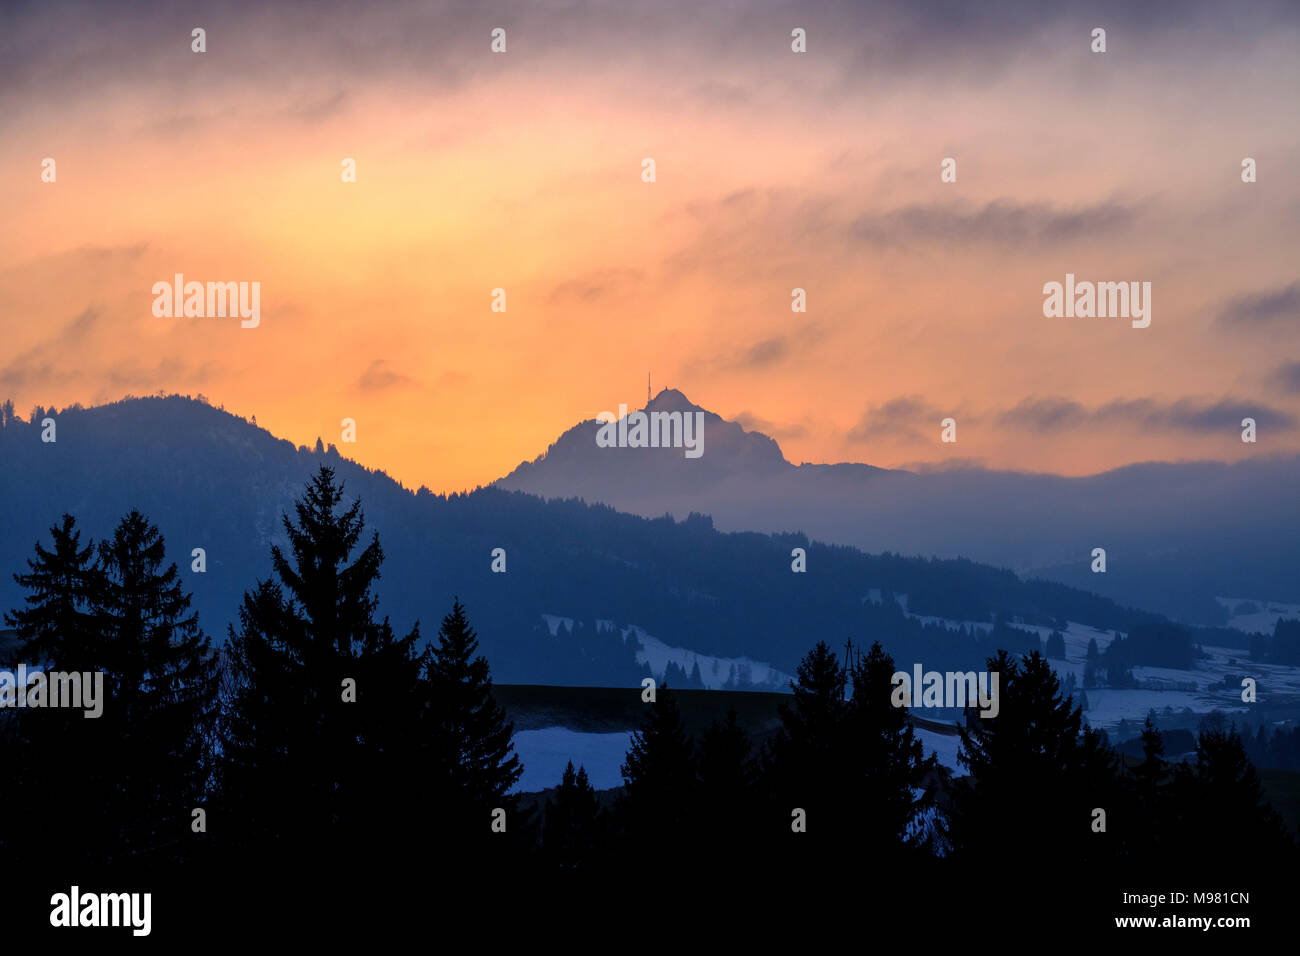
(644, 388), (700, 415)
(496, 389), (792, 499)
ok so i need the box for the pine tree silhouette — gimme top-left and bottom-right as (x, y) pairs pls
(544, 761), (602, 869)
(697, 708), (758, 863)
(765, 640), (849, 856)
(422, 597), (523, 831)
(222, 466), (423, 866)
(96, 510), (218, 864)
(618, 684), (697, 860)
(2, 514), (115, 870)
(5, 514), (103, 669)
(947, 650), (1120, 877)
(848, 640), (939, 857)
(1174, 728), (1294, 871)
(1124, 713), (1171, 866)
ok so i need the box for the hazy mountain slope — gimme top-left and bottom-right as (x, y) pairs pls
(497, 390), (1300, 623)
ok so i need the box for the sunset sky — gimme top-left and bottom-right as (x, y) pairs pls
(2, 0), (1298, 493)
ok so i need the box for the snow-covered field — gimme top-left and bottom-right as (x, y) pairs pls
(897, 604), (1300, 735)
(621, 624), (793, 691)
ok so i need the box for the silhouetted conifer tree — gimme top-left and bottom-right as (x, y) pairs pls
(1173, 728), (1294, 870)
(422, 596), (523, 856)
(849, 641), (939, 856)
(222, 466), (423, 866)
(544, 761), (602, 870)
(618, 684), (696, 859)
(96, 510), (218, 863)
(5, 514), (103, 669)
(947, 650), (1119, 876)
(2, 515), (114, 868)
(1122, 714), (1171, 866)
(764, 641), (850, 864)
(698, 708), (758, 861)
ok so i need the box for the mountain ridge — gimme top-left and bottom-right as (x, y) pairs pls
(495, 390), (1300, 623)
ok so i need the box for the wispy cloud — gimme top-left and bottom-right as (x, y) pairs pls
(684, 325), (824, 377)
(999, 394), (1297, 432)
(1218, 281), (1300, 327)
(358, 359), (411, 392)
(850, 199), (1138, 248)
(545, 268), (644, 305)
(733, 410), (808, 440)
(1267, 360), (1300, 394)
(847, 395), (952, 443)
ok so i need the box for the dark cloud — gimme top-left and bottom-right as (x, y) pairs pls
(135, 106), (240, 137)
(0, 305), (101, 388)
(1000, 394), (1297, 432)
(736, 337), (793, 369)
(847, 395), (950, 443)
(1100, 397), (1296, 432)
(733, 410), (808, 440)
(850, 199), (1137, 248)
(1268, 361), (1300, 394)
(0, 358), (56, 389)
(105, 357), (221, 390)
(358, 359), (411, 392)
(684, 325), (823, 377)
(663, 190), (839, 281)
(0, 243), (148, 280)
(63, 305), (100, 339)
(998, 396), (1088, 430)
(4, 0), (1294, 129)
(1217, 282), (1300, 327)
(545, 268), (644, 305)
(281, 89), (349, 122)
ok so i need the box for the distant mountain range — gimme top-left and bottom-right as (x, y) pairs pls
(498, 389), (1300, 624)
(0, 394), (1236, 687)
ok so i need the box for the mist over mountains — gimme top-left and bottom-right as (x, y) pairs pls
(498, 389), (1300, 624)
(0, 394), (1216, 687)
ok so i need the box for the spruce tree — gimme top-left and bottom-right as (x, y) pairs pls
(2, 515), (113, 868)
(1135, 715), (1165, 784)
(697, 708), (758, 862)
(420, 597), (528, 870)
(96, 509), (218, 863)
(765, 641), (849, 826)
(423, 598), (521, 803)
(618, 684), (697, 856)
(947, 650), (1120, 874)
(1125, 714), (1169, 864)
(4, 514), (102, 669)
(544, 761), (602, 869)
(1175, 728), (1294, 870)
(223, 466), (423, 864)
(848, 640), (939, 856)
(688, 659), (704, 689)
